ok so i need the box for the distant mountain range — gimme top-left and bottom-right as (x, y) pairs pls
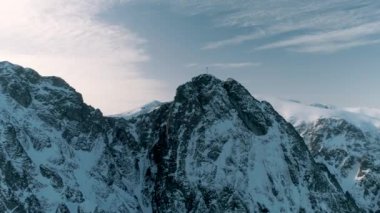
(0, 61), (376, 212)
(266, 97), (380, 212)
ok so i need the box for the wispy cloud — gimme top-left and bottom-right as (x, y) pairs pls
(257, 22), (380, 52)
(209, 62), (260, 69)
(293, 39), (380, 53)
(171, 0), (380, 53)
(202, 31), (266, 50)
(186, 62), (260, 69)
(185, 63), (201, 68)
(0, 0), (165, 114)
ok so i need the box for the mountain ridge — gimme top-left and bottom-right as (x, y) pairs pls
(0, 62), (362, 212)
(266, 97), (380, 211)
(116, 73), (361, 212)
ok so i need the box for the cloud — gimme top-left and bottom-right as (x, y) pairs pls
(185, 63), (200, 68)
(0, 0), (165, 114)
(202, 31), (266, 50)
(172, 0), (380, 53)
(257, 22), (380, 52)
(209, 62), (260, 69)
(186, 62), (260, 69)
(293, 39), (380, 53)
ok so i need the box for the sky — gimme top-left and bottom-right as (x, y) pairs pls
(1, 0), (380, 114)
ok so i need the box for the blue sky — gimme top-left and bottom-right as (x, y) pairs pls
(2, 1), (380, 114)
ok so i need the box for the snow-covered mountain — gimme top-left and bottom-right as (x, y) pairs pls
(122, 75), (361, 212)
(266, 97), (380, 212)
(0, 61), (361, 212)
(112, 100), (163, 119)
(0, 61), (140, 212)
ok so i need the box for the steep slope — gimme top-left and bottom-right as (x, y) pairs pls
(121, 75), (360, 212)
(112, 100), (163, 119)
(267, 97), (380, 212)
(0, 61), (140, 212)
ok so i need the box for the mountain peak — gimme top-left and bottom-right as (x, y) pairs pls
(113, 100), (163, 119)
(0, 60), (16, 68)
(0, 62), (40, 107)
(130, 74), (360, 212)
(174, 74), (220, 103)
(0, 62), (74, 108)
(175, 74), (252, 103)
(0, 62), (103, 146)
(173, 74), (272, 135)
(191, 73), (220, 83)
(0, 61), (41, 81)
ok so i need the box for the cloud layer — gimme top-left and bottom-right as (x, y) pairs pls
(186, 62), (260, 70)
(172, 0), (380, 53)
(0, 0), (164, 114)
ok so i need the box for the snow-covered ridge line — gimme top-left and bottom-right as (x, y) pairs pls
(262, 96), (380, 211)
(111, 100), (163, 119)
(260, 96), (380, 131)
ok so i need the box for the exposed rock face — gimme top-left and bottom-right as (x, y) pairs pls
(297, 118), (380, 212)
(121, 75), (361, 212)
(268, 98), (380, 212)
(0, 62), (362, 212)
(0, 62), (129, 212)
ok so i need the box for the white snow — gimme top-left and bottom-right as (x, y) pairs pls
(261, 96), (380, 211)
(261, 96), (380, 131)
(111, 100), (163, 119)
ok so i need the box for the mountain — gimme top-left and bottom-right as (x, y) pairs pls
(266, 97), (380, 212)
(122, 74), (362, 212)
(0, 61), (143, 212)
(112, 100), (163, 119)
(0, 61), (361, 212)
